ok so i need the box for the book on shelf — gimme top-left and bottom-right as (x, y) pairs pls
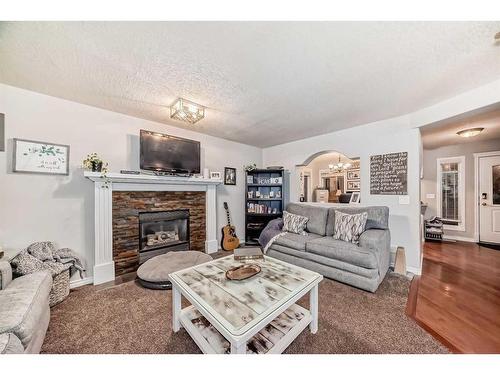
(246, 203), (278, 214)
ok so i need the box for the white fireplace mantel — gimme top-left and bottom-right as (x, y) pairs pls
(85, 171), (222, 285)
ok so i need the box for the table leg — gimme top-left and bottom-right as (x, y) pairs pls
(230, 341), (246, 354)
(172, 284), (181, 333)
(309, 284), (318, 334)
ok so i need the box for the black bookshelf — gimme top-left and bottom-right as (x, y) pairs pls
(245, 168), (287, 246)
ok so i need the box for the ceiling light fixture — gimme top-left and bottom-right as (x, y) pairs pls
(456, 127), (484, 138)
(329, 155), (351, 172)
(170, 98), (205, 124)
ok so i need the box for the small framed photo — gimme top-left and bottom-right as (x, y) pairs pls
(347, 169), (360, 180)
(255, 191), (261, 198)
(349, 192), (361, 204)
(347, 181), (360, 191)
(13, 138), (70, 175)
(246, 175), (254, 184)
(224, 167), (236, 185)
(210, 171), (221, 179)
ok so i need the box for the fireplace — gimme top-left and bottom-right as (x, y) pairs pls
(138, 209), (190, 263)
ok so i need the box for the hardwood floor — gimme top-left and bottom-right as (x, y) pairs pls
(407, 241), (500, 353)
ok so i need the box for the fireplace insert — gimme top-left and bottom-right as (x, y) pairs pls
(138, 209), (190, 263)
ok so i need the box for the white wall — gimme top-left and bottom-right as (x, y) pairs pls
(421, 137), (500, 240)
(0, 84), (262, 281)
(263, 78), (500, 274)
(263, 116), (423, 273)
(2, 77), (500, 279)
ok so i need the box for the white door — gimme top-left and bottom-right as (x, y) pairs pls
(479, 155), (500, 244)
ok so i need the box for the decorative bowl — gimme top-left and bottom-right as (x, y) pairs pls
(226, 264), (261, 281)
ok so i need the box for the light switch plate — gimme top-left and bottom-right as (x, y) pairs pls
(426, 193), (435, 199)
(399, 195), (410, 205)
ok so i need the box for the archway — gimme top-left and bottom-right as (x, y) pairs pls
(296, 150), (360, 203)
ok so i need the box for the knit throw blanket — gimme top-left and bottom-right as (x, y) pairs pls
(258, 218), (286, 254)
(10, 242), (85, 278)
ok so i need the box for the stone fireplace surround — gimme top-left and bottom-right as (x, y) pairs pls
(85, 172), (221, 285)
(113, 191), (204, 276)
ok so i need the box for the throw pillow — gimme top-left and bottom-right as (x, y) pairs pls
(282, 211), (309, 235)
(333, 211), (368, 244)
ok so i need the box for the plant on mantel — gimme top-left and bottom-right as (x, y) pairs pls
(244, 163), (257, 172)
(82, 153), (110, 188)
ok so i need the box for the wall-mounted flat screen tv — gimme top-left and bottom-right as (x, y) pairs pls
(140, 130), (201, 174)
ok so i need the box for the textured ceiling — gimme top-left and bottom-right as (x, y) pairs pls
(421, 105), (500, 149)
(1, 21), (500, 147)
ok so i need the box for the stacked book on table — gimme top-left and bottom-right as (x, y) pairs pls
(234, 247), (264, 261)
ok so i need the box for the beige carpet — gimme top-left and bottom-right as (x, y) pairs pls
(41, 273), (448, 354)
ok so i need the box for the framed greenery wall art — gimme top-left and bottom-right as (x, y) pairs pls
(13, 138), (70, 175)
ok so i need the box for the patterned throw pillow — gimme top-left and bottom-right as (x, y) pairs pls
(282, 211), (309, 235)
(333, 211), (368, 244)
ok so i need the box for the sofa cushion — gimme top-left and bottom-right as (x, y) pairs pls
(0, 271), (52, 348)
(306, 237), (378, 269)
(273, 232), (322, 251)
(286, 203), (329, 236)
(332, 211), (368, 244)
(0, 332), (24, 354)
(282, 210), (309, 235)
(326, 206), (389, 234)
(268, 243), (379, 279)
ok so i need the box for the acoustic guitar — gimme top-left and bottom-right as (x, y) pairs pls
(221, 202), (240, 251)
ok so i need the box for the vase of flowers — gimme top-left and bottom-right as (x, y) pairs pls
(82, 153), (107, 173)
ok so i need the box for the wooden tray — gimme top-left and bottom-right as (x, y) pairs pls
(226, 264), (261, 281)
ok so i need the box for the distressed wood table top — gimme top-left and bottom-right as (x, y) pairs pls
(170, 255), (322, 337)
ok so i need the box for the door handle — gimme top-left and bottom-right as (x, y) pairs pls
(481, 202), (487, 206)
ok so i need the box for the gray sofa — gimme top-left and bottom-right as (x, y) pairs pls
(0, 259), (52, 354)
(267, 203), (391, 292)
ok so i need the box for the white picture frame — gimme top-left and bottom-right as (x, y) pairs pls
(347, 169), (360, 180)
(349, 192), (361, 204)
(13, 138), (70, 175)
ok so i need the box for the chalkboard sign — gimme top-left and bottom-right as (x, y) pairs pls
(370, 152), (408, 195)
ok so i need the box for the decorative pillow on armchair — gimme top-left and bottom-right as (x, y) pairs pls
(333, 211), (368, 244)
(282, 211), (309, 235)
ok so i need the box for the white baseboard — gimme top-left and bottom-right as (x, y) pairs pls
(70, 276), (94, 289)
(205, 239), (218, 254)
(407, 266), (422, 275)
(93, 261), (115, 285)
(443, 234), (476, 243)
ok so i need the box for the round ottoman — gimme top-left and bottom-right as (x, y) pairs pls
(137, 251), (212, 290)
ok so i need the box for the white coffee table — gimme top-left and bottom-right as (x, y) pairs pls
(169, 255), (323, 354)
